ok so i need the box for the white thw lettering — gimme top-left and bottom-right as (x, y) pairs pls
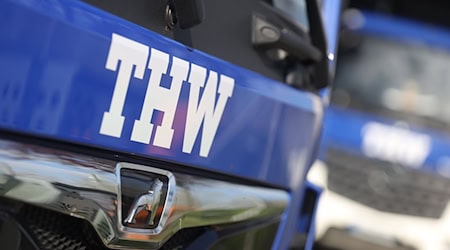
(100, 33), (234, 158)
(183, 64), (234, 157)
(131, 49), (189, 148)
(362, 122), (431, 167)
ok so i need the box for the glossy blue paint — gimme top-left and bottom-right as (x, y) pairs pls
(0, 0), (318, 183)
(273, 2), (341, 245)
(322, 0), (341, 76)
(305, 182), (322, 250)
(0, 0), (340, 248)
(357, 12), (450, 51)
(319, 0), (341, 102)
(295, 181), (322, 250)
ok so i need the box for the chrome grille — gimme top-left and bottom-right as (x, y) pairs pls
(0, 139), (289, 249)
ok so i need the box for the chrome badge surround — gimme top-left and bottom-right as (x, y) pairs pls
(116, 163), (175, 235)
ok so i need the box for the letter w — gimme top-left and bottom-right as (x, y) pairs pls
(183, 64), (234, 157)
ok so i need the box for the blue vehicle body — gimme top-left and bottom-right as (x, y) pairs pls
(314, 11), (450, 250)
(0, 0), (340, 249)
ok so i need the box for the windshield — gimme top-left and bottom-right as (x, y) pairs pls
(332, 35), (450, 131)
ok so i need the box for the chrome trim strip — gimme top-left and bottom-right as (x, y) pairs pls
(0, 140), (289, 249)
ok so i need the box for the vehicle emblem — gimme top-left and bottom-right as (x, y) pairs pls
(117, 163), (175, 234)
(124, 178), (163, 226)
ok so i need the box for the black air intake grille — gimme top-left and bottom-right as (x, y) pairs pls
(326, 148), (450, 218)
(0, 199), (209, 250)
(19, 205), (106, 250)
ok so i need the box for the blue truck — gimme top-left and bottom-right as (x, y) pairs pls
(0, 0), (340, 249)
(310, 9), (450, 250)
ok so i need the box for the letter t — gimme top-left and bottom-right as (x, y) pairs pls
(100, 34), (149, 137)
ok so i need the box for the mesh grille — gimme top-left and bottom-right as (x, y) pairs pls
(3, 200), (208, 250)
(326, 148), (450, 218)
(18, 205), (107, 250)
